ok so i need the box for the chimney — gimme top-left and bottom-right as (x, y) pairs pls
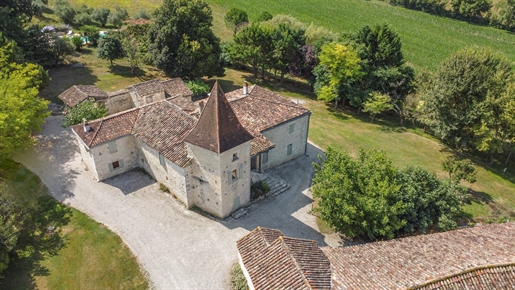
(243, 81), (248, 95)
(198, 100), (205, 114)
(83, 118), (92, 132)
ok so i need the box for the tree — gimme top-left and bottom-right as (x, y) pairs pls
(271, 24), (305, 84)
(442, 155), (477, 184)
(346, 24), (415, 110)
(83, 27), (100, 46)
(0, 0), (34, 46)
(50, 35), (74, 65)
(96, 34), (124, 67)
(120, 31), (140, 75)
(0, 38), (49, 161)
(363, 92), (393, 121)
(54, 0), (76, 24)
(256, 11), (273, 22)
(108, 6), (128, 27)
(186, 80), (210, 96)
(133, 9), (150, 20)
(62, 100), (107, 127)
(452, 0), (492, 18)
(312, 147), (463, 240)
(420, 48), (512, 149)
(92, 8), (110, 27)
(148, 0), (223, 79)
(490, 0), (515, 31)
(312, 148), (406, 240)
(0, 195), (23, 275)
(224, 8), (248, 36)
(316, 42), (363, 109)
(70, 35), (83, 51)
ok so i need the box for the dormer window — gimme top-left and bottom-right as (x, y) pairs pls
(233, 153), (238, 161)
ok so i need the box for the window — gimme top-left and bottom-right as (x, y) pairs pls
(232, 153), (238, 161)
(108, 141), (117, 153)
(288, 123), (295, 134)
(262, 152), (269, 164)
(287, 144), (293, 156)
(232, 169), (238, 181)
(108, 160), (124, 172)
(159, 153), (166, 167)
(146, 95), (153, 104)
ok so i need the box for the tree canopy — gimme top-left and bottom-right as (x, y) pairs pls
(224, 7), (248, 36)
(148, 0), (223, 79)
(0, 36), (49, 161)
(419, 47), (513, 150)
(96, 34), (124, 67)
(62, 100), (107, 127)
(312, 147), (463, 240)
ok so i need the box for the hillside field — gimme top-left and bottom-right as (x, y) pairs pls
(53, 0), (515, 71)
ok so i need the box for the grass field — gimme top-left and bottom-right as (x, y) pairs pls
(0, 160), (148, 289)
(48, 0), (515, 71)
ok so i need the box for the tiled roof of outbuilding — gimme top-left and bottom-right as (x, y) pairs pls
(322, 222), (515, 289)
(414, 263), (515, 290)
(58, 85), (107, 107)
(237, 227), (332, 290)
(162, 78), (193, 98)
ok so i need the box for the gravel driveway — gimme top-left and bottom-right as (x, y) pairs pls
(15, 116), (340, 290)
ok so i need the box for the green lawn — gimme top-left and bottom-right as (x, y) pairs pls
(0, 160), (148, 289)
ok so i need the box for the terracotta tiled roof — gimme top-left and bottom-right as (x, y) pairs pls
(230, 85), (310, 133)
(127, 79), (163, 97)
(413, 263), (515, 290)
(133, 101), (196, 167)
(108, 88), (130, 97)
(237, 227), (331, 290)
(58, 85), (107, 107)
(322, 222), (515, 289)
(185, 82), (254, 153)
(72, 108), (140, 147)
(250, 134), (275, 156)
(162, 78), (193, 98)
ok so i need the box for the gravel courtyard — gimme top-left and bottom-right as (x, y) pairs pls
(15, 116), (340, 289)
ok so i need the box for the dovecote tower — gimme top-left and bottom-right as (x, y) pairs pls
(184, 82), (254, 218)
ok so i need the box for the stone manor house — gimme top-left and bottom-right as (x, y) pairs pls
(69, 81), (311, 218)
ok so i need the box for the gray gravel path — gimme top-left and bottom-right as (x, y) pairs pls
(14, 116), (340, 290)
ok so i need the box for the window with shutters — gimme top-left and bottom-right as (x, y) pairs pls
(108, 159), (124, 172)
(231, 169), (238, 181)
(288, 123), (295, 134)
(263, 152), (269, 164)
(108, 141), (117, 153)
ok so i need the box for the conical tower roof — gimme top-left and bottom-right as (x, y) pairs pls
(185, 82), (253, 153)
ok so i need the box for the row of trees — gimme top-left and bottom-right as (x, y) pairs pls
(386, 0), (515, 32)
(312, 147), (475, 240)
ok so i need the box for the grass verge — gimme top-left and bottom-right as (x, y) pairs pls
(0, 160), (148, 289)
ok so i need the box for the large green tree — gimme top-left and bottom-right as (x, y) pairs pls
(0, 0), (34, 45)
(96, 34), (124, 67)
(62, 100), (107, 127)
(224, 7), (248, 36)
(230, 23), (273, 78)
(420, 48), (512, 149)
(148, 0), (223, 79)
(0, 37), (49, 161)
(271, 24), (305, 84)
(312, 147), (463, 240)
(316, 42), (363, 109)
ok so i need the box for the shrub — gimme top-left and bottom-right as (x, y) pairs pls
(70, 35), (83, 51)
(230, 263), (249, 290)
(186, 80), (210, 96)
(62, 100), (107, 127)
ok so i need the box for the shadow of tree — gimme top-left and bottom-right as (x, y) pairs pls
(0, 196), (72, 289)
(39, 65), (100, 104)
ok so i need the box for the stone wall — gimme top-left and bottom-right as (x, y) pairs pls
(90, 136), (139, 181)
(186, 141), (251, 218)
(106, 92), (133, 114)
(261, 114), (310, 170)
(136, 140), (188, 205)
(74, 134), (99, 180)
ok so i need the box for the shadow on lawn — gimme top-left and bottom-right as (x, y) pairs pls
(109, 65), (154, 82)
(39, 65), (99, 104)
(0, 197), (72, 290)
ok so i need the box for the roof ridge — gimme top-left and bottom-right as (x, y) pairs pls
(410, 262), (515, 289)
(278, 237), (313, 290)
(88, 119), (103, 147)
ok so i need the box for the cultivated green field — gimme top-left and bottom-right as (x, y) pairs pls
(53, 0), (515, 71)
(0, 160), (148, 289)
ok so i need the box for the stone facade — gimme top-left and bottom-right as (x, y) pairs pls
(72, 82), (310, 218)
